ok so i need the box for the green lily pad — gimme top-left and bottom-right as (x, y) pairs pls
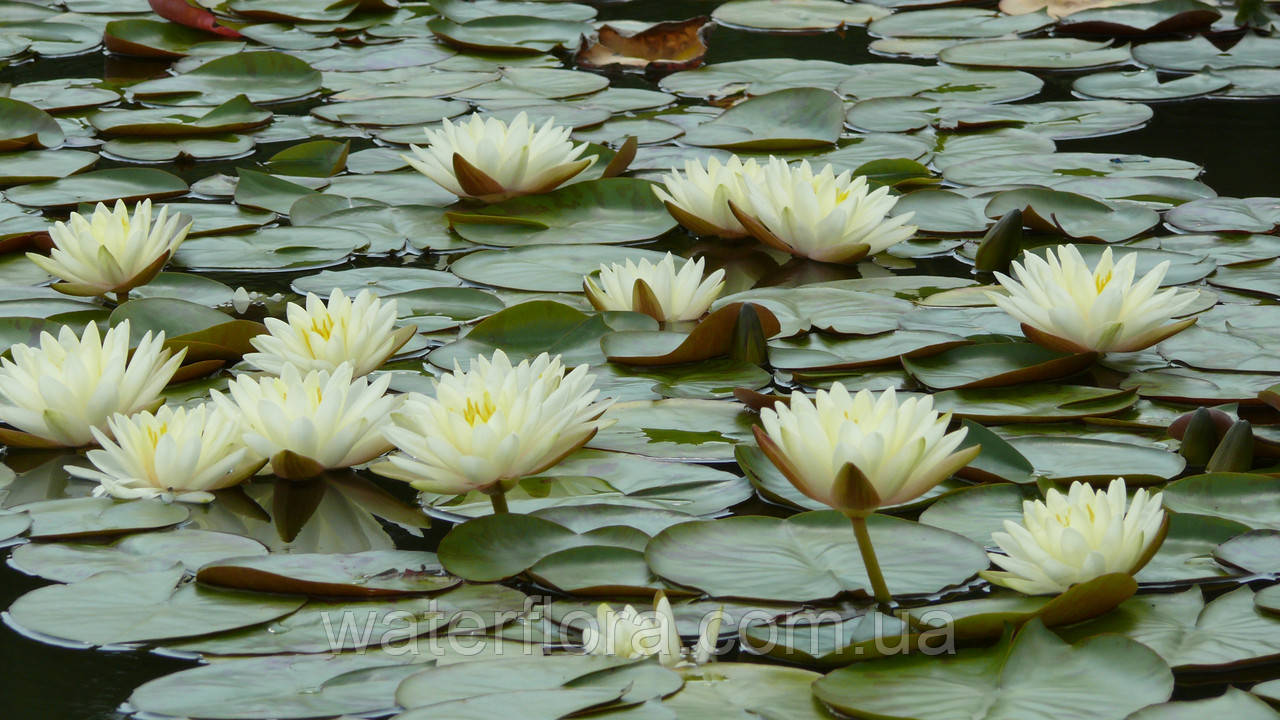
(167, 583), (527, 655)
(129, 652), (431, 719)
(1061, 586), (1280, 670)
(450, 245), (669, 292)
(662, 663), (832, 719)
(1008, 436), (1185, 485)
(0, 148), (97, 184)
(1057, 0), (1220, 35)
(768, 329), (967, 371)
(1129, 688), (1280, 720)
(1133, 34), (1280, 72)
(717, 284), (914, 337)
(682, 87), (844, 150)
(103, 18), (240, 58)
(712, 0), (888, 30)
(130, 51), (323, 105)
(660, 58), (857, 98)
(0, 97), (63, 151)
(1165, 197), (1280, 234)
(839, 65), (1042, 104)
(946, 152), (1201, 188)
(5, 168), (188, 208)
(446, 179), (676, 246)
(984, 187), (1161, 243)
(9, 567), (305, 646)
(869, 7), (1053, 37)
(1213, 530), (1280, 574)
(1074, 70), (1231, 101)
(646, 511), (988, 602)
(903, 343), (1096, 390)
(197, 550), (458, 597)
(428, 16), (591, 54)
(438, 512), (648, 582)
(104, 134), (255, 162)
(90, 95), (272, 136)
(425, 449), (750, 518)
(1162, 473), (1280, 530)
(919, 483), (1039, 545)
(745, 574), (1138, 666)
(21, 497), (190, 539)
(311, 97), (469, 127)
(292, 265), (460, 296)
(932, 385), (1139, 423)
(940, 38), (1132, 70)
(814, 619), (1173, 719)
(9, 529), (267, 583)
(425, 300), (653, 368)
(588, 398), (755, 460)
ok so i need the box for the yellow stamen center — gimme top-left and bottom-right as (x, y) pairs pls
(310, 315), (335, 340)
(1094, 270), (1113, 294)
(464, 392), (497, 425)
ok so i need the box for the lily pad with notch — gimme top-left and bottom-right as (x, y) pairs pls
(196, 550), (459, 597)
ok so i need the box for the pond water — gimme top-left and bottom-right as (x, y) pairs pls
(3, 0), (1280, 719)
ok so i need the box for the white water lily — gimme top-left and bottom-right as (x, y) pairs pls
(68, 404), (264, 503)
(377, 350), (612, 500)
(243, 289), (414, 378)
(732, 158), (916, 264)
(0, 321), (184, 448)
(584, 252), (726, 322)
(981, 478), (1168, 595)
(402, 112), (595, 202)
(212, 363), (397, 479)
(988, 245), (1198, 354)
(755, 384), (978, 516)
(27, 200), (191, 298)
(652, 155), (763, 238)
(582, 593), (723, 667)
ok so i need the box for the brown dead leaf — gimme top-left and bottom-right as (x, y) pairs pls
(576, 17), (711, 76)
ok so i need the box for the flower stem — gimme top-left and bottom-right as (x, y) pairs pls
(850, 514), (893, 610)
(489, 491), (510, 514)
(113, 290), (129, 305)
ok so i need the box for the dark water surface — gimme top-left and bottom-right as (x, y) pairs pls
(2, 3), (1279, 719)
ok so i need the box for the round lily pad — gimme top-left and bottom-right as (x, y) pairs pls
(197, 550), (459, 597)
(449, 245), (668, 292)
(446, 178), (676, 247)
(9, 567), (305, 646)
(712, 0), (889, 30)
(814, 619), (1173, 719)
(21, 497), (190, 540)
(681, 87), (845, 150)
(10, 529), (267, 583)
(5, 168), (188, 208)
(940, 38), (1133, 70)
(646, 511), (988, 602)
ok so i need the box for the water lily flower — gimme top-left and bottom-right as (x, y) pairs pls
(730, 158), (916, 264)
(68, 403), (265, 503)
(243, 289), (415, 378)
(0, 321), (184, 448)
(755, 384), (978, 606)
(27, 200), (191, 300)
(652, 155), (763, 238)
(583, 252), (726, 322)
(981, 478), (1168, 595)
(212, 363), (397, 479)
(402, 112), (595, 203)
(582, 592), (723, 667)
(987, 245), (1199, 354)
(377, 350), (612, 512)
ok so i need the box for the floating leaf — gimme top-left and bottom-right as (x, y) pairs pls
(197, 550), (458, 597)
(9, 567), (305, 646)
(5, 168), (188, 208)
(814, 619), (1173, 719)
(646, 511), (988, 602)
(682, 88), (844, 150)
(575, 17), (710, 74)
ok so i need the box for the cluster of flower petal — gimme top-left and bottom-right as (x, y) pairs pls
(734, 158), (917, 264)
(755, 384), (977, 515)
(988, 244), (1199, 353)
(403, 112), (594, 201)
(584, 252), (726, 322)
(243, 289), (413, 377)
(68, 403), (264, 503)
(0, 321), (183, 447)
(28, 200), (190, 297)
(582, 592), (723, 667)
(652, 156), (764, 238)
(378, 350), (612, 496)
(981, 478), (1167, 595)
(212, 363), (398, 478)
